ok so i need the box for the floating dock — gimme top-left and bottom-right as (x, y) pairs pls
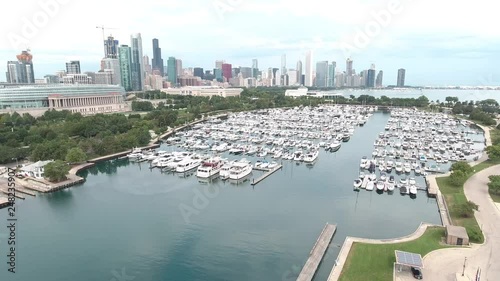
(297, 223), (337, 281)
(0, 187), (25, 200)
(250, 164), (283, 185)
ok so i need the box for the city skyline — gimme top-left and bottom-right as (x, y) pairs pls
(0, 0), (497, 86)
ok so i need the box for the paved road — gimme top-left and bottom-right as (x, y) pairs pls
(423, 165), (500, 281)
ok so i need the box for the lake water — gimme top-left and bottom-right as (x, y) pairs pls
(0, 111), (480, 281)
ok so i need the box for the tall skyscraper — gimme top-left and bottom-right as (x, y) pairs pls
(101, 58), (122, 85)
(151, 38), (164, 77)
(167, 57), (177, 85)
(281, 54), (287, 75)
(104, 35), (119, 59)
(397, 68), (406, 87)
(328, 61), (336, 87)
(315, 61), (329, 88)
(252, 59), (258, 78)
(6, 50), (35, 84)
(222, 63), (232, 81)
(376, 70), (383, 88)
(143, 55), (152, 75)
(366, 68), (376, 88)
(193, 67), (204, 79)
(176, 59), (183, 76)
(239, 67), (252, 79)
(65, 61), (81, 74)
(287, 69), (298, 86)
(215, 60), (225, 69)
(305, 51), (313, 87)
(130, 33), (144, 91)
(296, 60), (303, 85)
(346, 58), (353, 76)
(118, 45), (132, 91)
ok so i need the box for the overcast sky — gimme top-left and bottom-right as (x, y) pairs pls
(0, 0), (498, 86)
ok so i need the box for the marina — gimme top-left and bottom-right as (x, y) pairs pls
(0, 106), (483, 281)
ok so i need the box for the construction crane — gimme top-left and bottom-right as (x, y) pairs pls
(96, 25), (118, 58)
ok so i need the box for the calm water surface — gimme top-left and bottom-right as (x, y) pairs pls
(0, 112), (447, 281)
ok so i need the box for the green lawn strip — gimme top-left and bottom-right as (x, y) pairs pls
(434, 160), (500, 244)
(339, 227), (448, 281)
(489, 190), (500, 203)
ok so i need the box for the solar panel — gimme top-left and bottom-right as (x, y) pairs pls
(395, 250), (424, 268)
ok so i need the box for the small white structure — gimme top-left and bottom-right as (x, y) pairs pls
(20, 160), (53, 178)
(285, 87), (309, 97)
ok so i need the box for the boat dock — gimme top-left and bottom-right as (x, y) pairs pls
(0, 187), (25, 199)
(297, 223), (337, 281)
(425, 175), (439, 197)
(251, 164), (283, 185)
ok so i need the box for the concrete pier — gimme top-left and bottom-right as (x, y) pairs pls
(0, 197), (9, 209)
(251, 164), (283, 185)
(297, 223), (337, 281)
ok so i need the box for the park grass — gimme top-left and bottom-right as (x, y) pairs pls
(489, 190), (500, 203)
(435, 160), (500, 244)
(338, 227), (448, 281)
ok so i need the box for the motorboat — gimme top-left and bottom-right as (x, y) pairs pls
(388, 175), (395, 184)
(196, 158), (224, 178)
(400, 177), (408, 184)
(400, 185), (408, 195)
(304, 150), (319, 163)
(360, 157), (368, 169)
(329, 141), (341, 152)
(127, 148), (143, 159)
(155, 157), (174, 168)
(409, 185), (417, 195)
(409, 177), (416, 185)
(380, 173), (387, 181)
(387, 183), (395, 191)
(229, 159), (253, 180)
(366, 181), (374, 191)
(359, 172), (366, 179)
(353, 179), (362, 188)
(268, 161), (278, 169)
(376, 180), (385, 191)
(368, 173), (377, 181)
(395, 162), (403, 173)
(219, 161), (234, 180)
(176, 158), (202, 173)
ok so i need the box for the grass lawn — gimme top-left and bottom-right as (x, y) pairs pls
(490, 129), (500, 146)
(339, 227), (448, 281)
(435, 160), (500, 243)
(489, 190), (500, 203)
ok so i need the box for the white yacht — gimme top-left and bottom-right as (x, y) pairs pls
(229, 159), (253, 180)
(304, 150), (319, 163)
(219, 161), (234, 180)
(176, 158), (202, 173)
(127, 148), (143, 160)
(196, 158), (225, 178)
(329, 141), (341, 152)
(156, 157), (174, 168)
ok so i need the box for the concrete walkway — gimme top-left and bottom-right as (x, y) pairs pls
(422, 165), (500, 280)
(327, 223), (438, 281)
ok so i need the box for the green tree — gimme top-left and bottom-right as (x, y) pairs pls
(452, 201), (479, 218)
(450, 161), (473, 175)
(44, 160), (70, 182)
(65, 147), (87, 164)
(449, 170), (468, 187)
(486, 145), (500, 160)
(488, 175), (500, 195)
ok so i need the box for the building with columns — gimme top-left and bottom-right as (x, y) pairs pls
(0, 84), (127, 116)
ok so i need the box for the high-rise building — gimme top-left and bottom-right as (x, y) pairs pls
(281, 54), (287, 75)
(118, 45), (132, 91)
(6, 50), (35, 84)
(296, 60), (303, 85)
(397, 68), (406, 87)
(130, 33), (144, 91)
(287, 69), (298, 86)
(346, 58), (353, 76)
(65, 61), (81, 74)
(305, 51), (313, 87)
(252, 59), (258, 78)
(215, 60), (225, 69)
(366, 69), (376, 88)
(214, 69), (223, 82)
(193, 67), (204, 79)
(222, 63), (232, 81)
(151, 38), (164, 77)
(101, 58), (122, 85)
(315, 61), (329, 88)
(176, 59), (182, 76)
(104, 35), (119, 59)
(376, 70), (383, 88)
(239, 67), (252, 79)
(328, 62), (336, 87)
(143, 55), (152, 75)
(167, 57), (177, 85)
